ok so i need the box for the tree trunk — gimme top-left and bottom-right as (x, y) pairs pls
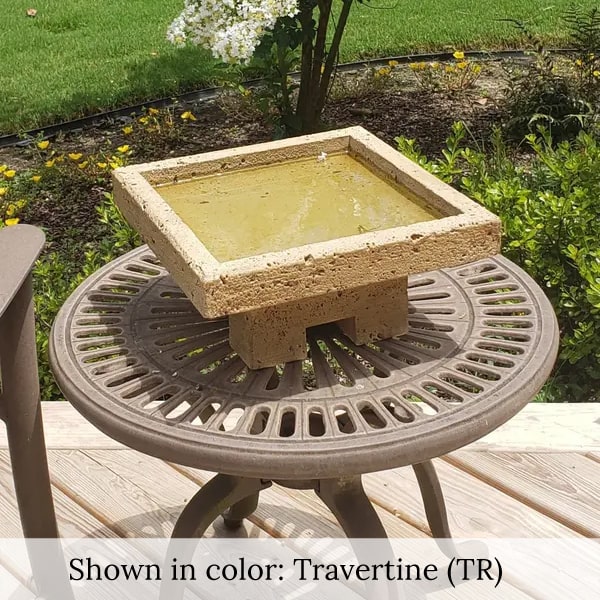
(294, 0), (354, 134)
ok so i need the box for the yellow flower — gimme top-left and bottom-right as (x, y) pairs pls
(96, 162), (108, 169)
(16, 199), (26, 209)
(388, 60), (399, 67)
(431, 62), (440, 69)
(37, 140), (50, 150)
(78, 161), (89, 169)
(473, 65), (482, 74)
(0, 187), (7, 196)
(0, 165), (6, 173)
(109, 162), (119, 170)
(453, 51), (465, 60)
(148, 107), (159, 115)
(594, 70), (600, 78)
(5, 204), (15, 216)
(5, 218), (19, 226)
(375, 66), (391, 78)
(575, 58), (583, 67)
(139, 116), (149, 125)
(117, 145), (130, 153)
(456, 61), (468, 70)
(31, 175), (41, 183)
(4, 170), (16, 179)
(68, 153), (83, 161)
(180, 111), (197, 121)
(45, 159), (56, 168)
(122, 126), (133, 135)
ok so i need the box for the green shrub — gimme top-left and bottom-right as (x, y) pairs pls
(33, 194), (140, 401)
(397, 122), (600, 402)
(564, 5), (600, 100)
(500, 9), (600, 141)
(2, 112), (195, 401)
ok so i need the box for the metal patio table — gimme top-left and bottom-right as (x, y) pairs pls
(50, 246), (559, 544)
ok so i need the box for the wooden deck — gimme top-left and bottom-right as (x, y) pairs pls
(1, 403), (599, 597)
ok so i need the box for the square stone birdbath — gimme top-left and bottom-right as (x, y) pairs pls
(112, 126), (501, 369)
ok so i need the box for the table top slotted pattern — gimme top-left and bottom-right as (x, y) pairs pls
(50, 247), (558, 479)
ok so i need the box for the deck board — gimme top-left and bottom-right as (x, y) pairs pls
(46, 449), (184, 539)
(587, 451), (600, 464)
(46, 449), (242, 539)
(0, 451), (33, 538)
(467, 403), (600, 451)
(0, 451), (114, 539)
(445, 452), (600, 537)
(0, 450), (115, 594)
(0, 563), (34, 600)
(363, 459), (580, 538)
(84, 450), (267, 539)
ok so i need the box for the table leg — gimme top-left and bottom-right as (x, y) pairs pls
(171, 474), (270, 538)
(316, 477), (401, 600)
(412, 461), (460, 557)
(222, 492), (260, 530)
(160, 475), (270, 600)
(316, 476), (387, 538)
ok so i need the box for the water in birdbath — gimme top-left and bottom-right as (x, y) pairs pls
(156, 152), (439, 262)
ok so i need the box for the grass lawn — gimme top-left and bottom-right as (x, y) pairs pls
(1, 0), (598, 134)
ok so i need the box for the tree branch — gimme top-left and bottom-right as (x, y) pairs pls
(310, 1), (333, 102)
(296, 3), (316, 125)
(317, 0), (353, 114)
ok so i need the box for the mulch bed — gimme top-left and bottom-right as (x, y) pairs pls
(0, 62), (507, 244)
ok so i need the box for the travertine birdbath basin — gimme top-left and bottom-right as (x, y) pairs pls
(113, 126), (501, 368)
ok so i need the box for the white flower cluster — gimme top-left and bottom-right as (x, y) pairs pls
(167, 0), (299, 64)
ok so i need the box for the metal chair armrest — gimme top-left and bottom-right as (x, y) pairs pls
(0, 225), (45, 319)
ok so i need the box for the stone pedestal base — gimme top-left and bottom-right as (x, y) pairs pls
(229, 277), (408, 370)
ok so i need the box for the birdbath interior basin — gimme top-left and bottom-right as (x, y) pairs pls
(113, 126), (501, 369)
(155, 152), (439, 263)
